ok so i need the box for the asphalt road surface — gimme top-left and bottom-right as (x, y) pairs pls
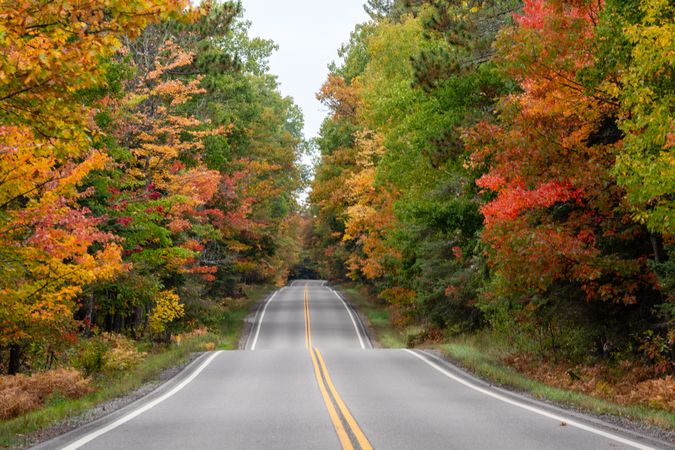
(37, 280), (669, 450)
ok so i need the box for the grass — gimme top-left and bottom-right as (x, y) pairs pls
(440, 336), (675, 430)
(217, 284), (275, 350)
(335, 283), (408, 348)
(0, 284), (275, 449)
(335, 283), (675, 432)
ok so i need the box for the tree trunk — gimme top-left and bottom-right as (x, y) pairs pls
(651, 233), (666, 263)
(133, 306), (143, 339)
(84, 293), (94, 337)
(113, 312), (122, 333)
(8, 344), (21, 375)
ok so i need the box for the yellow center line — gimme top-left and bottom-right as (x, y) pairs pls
(305, 283), (373, 450)
(310, 346), (354, 450)
(304, 283), (312, 349)
(314, 348), (373, 450)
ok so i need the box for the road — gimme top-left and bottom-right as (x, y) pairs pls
(37, 280), (667, 450)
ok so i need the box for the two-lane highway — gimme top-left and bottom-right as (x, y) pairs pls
(37, 281), (667, 450)
(247, 281), (368, 351)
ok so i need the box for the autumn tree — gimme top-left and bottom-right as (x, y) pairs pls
(0, 0), (186, 373)
(79, 3), (305, 337)
(311, 0), (671, 367)
(588, 0), (674, 237)
(311, 5), (509, 331)
(468, 0), (664, 359)
(87, 37), (223, 337)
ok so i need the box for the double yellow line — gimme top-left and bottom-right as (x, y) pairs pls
(304, 284), (373, 450)
(304, 284), (312, 349)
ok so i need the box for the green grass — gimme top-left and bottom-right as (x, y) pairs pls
(336, 283), (675, 431)
(217, 284), (275, 350)
(440, 336), (675, 430)
(336, 283), (422, 349)
(0, 285), (275, 448)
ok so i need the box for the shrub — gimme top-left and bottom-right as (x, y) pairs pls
(202, 342), (216, 351)
(172, 326), (209, 346)
(149, 290), (185, 335)
(0, 369), (92, 420)
(73, 333), (146, 375)
(101, 333), (146, 372)
(74, 338), (108, 376)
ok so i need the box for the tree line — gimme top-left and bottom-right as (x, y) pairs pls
(310, 0), (673, 370)
(0, 0), (305, 374)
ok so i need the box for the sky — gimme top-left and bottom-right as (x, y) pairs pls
(242, 1), (369, 140)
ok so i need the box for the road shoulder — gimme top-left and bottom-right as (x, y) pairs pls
(27, 351), (211, 450)
(409, 349), (674, 449)
(334, 283), (675, 447)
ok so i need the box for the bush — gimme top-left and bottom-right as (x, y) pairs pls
(0, 369), (92, 420)
(73, 333), (146, 375)
(101, 333), (146, 372)
(149, 290), (185, 335)
(74, 338), (108, 376)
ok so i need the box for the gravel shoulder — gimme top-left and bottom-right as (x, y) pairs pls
(18, 353), (203, 450)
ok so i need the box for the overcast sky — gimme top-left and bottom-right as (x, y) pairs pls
(242, 1), (369, 140)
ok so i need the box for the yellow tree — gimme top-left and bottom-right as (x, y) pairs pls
(343, 131), (399, 280)
(0, 0), (188, 373)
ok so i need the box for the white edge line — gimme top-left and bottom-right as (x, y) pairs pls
(403, 349), (656, 450)
(330, 288), (366, 349)
(250, 288), (281, 350)
(62, 351), (222, 450)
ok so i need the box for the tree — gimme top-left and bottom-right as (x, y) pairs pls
(592, 0), (674, 237)
(468, 0), (663, 357)
(0, 0), (187, 372)
(88, 37), (222, 335)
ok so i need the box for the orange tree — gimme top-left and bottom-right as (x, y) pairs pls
(468, 0), (662, 359)
(0, 0), (188, 372)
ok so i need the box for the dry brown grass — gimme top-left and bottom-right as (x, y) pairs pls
(0, 369), (93, 420)
(202, 342), (216, 351)
(503, 354), (675, 412)
(172, 326), (209, 346)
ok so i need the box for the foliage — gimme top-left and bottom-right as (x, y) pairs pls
(0, 369), (92, 420)
(0, 1), (305, 374)
(73, 333), (146, 375)
(0, 0), (190, 373)
(311, 2), (511, 331)
(589, 0), (674, 235)
(149, 290), (185, 335)
(310, 0), (672, 371)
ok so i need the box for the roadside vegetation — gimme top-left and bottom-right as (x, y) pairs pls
(312, 0), (673, 429)
(338, 283), (675, 430)
(0, 0), (303, 443)
(0, 284), (272, 448)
